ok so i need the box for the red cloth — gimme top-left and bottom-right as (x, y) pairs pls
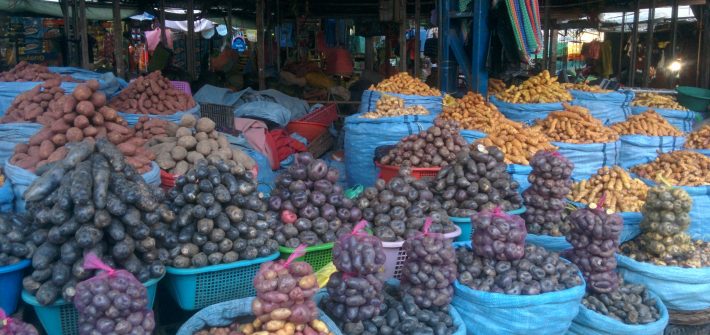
(269, 129), (307, 167)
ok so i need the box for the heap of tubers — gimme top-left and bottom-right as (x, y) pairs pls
(496, 70), (572, 103)
(475, 122), (557, 165)
(684, 123), (710, 149)
(440, 92), (507, 133)
(0, 61), (76, 82)
(10, 81), (156, 173)
(630, 150), (710, 187)
(133, 116), (178, 140)
(569, 166), (648, 213)
(1, 80), (65, 124)
(610, 110), (684, 136)
(560, 82), (611, 93)
(360, 94), (429, 119)
(488, 78), (507, 96)
(148, 115), (255, 176)
(378, 119), (467, 168)
(632, 93), (687, 111)
(369, 72), (441, 96)
(109, 71), (196, 115)
(532, 104), (619, 143)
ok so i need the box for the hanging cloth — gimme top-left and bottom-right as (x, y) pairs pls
(505, 0), (544, 63)
(600, 41), (613, 78)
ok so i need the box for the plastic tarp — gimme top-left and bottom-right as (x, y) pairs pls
(631, 106), (701, 133)
(117, 104), (201, 126)
(460, 129), (487, 143)
(567, 289), (669, 335)
(357, 90), (443, 115)
(235, 101), (291, 128)
(0, 178), (13, 212)
(452, 242), (585, 335)
(344, 113), (435, 187)
(616, 253), (710, 311)
(490, 96), (564, 125)
(618, 135), (685, 168)
(49, 67), (127, 97)
(176, 297), (342, 335)
(554, 141), (620, 180)
(570, 90), (634, 125)
(524, 234), (571, 252)
(193, 85), (310, 121)
(0, 123), (43, 165)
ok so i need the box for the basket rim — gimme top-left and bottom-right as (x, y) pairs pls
(279, 242), (334, 253)
(165, 252), (280, 275)
(21, 274), (165, 307)
(0, 259), (30, 274)
(375, 161), (443, 172)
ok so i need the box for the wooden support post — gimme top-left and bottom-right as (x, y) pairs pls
(670, 0), (679, 61)
(78, 0), (89, 69)
(365, 36), (374, 71)
(399, 0), (407, 72)
(617, 11), (625, 79)
(276, 0), (281, 72)
(642, 1), (655, 88)
(629, 0), (640, 86)
(159, 0), (167, 44)
(701, 2), (710, 88)
(414, 0), (421, 78)
(113, 0), (124, 77)
(257, 0), (266, 90)
(543, 0), (550, 70)
(550, 28), (558, 73)
(186, 0), (196, 79)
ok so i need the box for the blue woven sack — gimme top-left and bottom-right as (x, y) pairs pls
(631, 106), (700, 133)
(507, 164), (532, 191)
(554, 141), (620, 180)
(176, 297), (342, 335)
(616, 252), (710, 311)
(452, 242), (585, 335)
(460, 129), (486, 143)
(118, 103), (201, 126)
(490, 96), (564, 125)
(0, 178), (13, 213)
(525, 234), (571, 252)
(0, 123), (43, 164)
(357, 90), (443, 115)
(344, 113), (434, 186)
(142, 162), (160, 186)
(570, 90), (634, 125)
(618, 135), (685, 168)
(690, 148), (710, 158)
(566, 289), (669, 335)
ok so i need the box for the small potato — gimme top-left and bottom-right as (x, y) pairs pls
(310, 320), (328, 333)
(171, 146), (188, 160)
(86, 79), (100, 91)
(47, 146), (68, 162)
(195, 132), (209, 141)
(157, 152), (176, 170)
(38, 140), (55, 160)
(217, 135), (229, 149)
(196, 141), (212, 155)
(51, 133), (67, 146)
(180, 114), (197, 128)
(51, 120), (70, 133)
(117, 142), (137, 156)
(99, 106), (118, 121)
(215, 148), (232, 160)
(298, 275), (317, 289)
(76, 100), (95, 116)
(270, 308), (292, 321)
(72, 85), (92, 101)
(176, 127), (192, 138)
(177, 136), (197, 149)
(15, 143), (29, 154)
(186, 151), (205, 163)
(83, 126), (98, 137)
(90, 91), (107, 107)
(30, 128), (54, 146)
(73, 115), (90, 129)
(208, 139), (219, 152)
(66, 127), (84, 142)
(91, 112), (105, 126)
(173, 160), (189, 175)
(196, 117), (216, 133)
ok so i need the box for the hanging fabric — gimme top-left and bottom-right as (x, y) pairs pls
(505, 0), (544, 63)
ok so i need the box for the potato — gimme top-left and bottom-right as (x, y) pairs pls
(104, 122), (131, 135)
(51, 133), (67, 146)
(170, 146), (188, 160)
(117, 142), (137, 156)
(86, 79), (100, 91)
(76, 100), (95, 116)
(186, 151), (205, 163)
(207, 139), (219, 152)
(265, 320), (285, 332)
(195, 132), (209, 142)
(107, 132), (126, 144)
(232, 149), (256, 169)
(99, 106), (117, 121)
(38, 140), (55, 159)
(74, 115), (90, 129)
(215, 148), (232, 161)
(47, 146), (68, 162)
(90, 92), (106, 107)
(83, 126), (98, 137)
(310, 320), (328, 333)
(16, 156), (39, 170)
(173, 160), (189, 175)
(156, 152), (176, 170)
(196, 141), (212, 155)
(270, 308), (292, 321)
(30, 128), (53, 146)
(51, 120), (70, 133)
(180, 114), (197, 128)
(196, 118), (216, 133)
(66, 127), (84, 142)
(370, 72), (440, 96)
(72, 85), (92, 101)
(15, 143), (29, 154)
(496, 70), (572, 103)
(175, 127), (192, 138)
(208, 130), (219, 139)
(177, 136), (197, 149)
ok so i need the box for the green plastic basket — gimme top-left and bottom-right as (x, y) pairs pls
(450, 205), (527, 242)
(164, 252), (279, 311)
(676, 86), (710, 113)
(279, 243), (334, 272)
(21, 275), (162, 335)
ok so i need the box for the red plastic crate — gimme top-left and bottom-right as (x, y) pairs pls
(287, 104), (338, 142)
(376, 162), (441, 182)
(299, 104), (338, 124)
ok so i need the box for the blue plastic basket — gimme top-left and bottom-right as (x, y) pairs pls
(0, 259), (30, 314)
(449, 205), (527, 242)
(21, 275), (162, 335)
(164, 252), (279, 311)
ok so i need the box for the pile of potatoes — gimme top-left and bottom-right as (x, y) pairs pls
(0, 80), (65, 124)
(496, 70), (572, 103)
(560, 82), (611, 93)
(630, 150), (710, 186)
(440, 92), (506, 133)
(488, 78), (507, 96)
(133, 116), (178, 140)
(10, 81), (156, 173)
(369, 72), (440, 96)
(684, 123), (710, 149)
(109, 71), (196, 115)
(361, 95), (429, 119)
(195, 318), (333, 335)
(148, 115), (255, 175)
(610, 110), (684, 136)
(569, 166), (649, 213)
(0, 61), (76, 82)
(632, 93), (687, 111)
(475, 122), (557, 165)
(531, 104), (619, 143)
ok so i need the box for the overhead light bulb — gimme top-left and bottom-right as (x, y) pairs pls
(669, 60), (682, 72)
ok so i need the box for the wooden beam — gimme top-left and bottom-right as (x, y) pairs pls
(642, 1), (655, 87)
(257, 0), (266, 90)
(113, 0), (124, 78)
(414, 0), (421, 78)
(399, 0), (407, 72)
(79, 0), (89, 69)
(276, 0), (281, 72)
(617, 11), (626, 78)
(701, 2), (710, 88)
(365, 36), (374, 72)
(543, 0), (551, 70)
(186, 0), (196, 79)
(629, 0), (640, 86)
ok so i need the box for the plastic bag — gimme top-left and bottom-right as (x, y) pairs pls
(332, 221), (386, 274)
(472, 207), (527, 261)
(618, 135), (685, 168)
(73, 253), (155, 335)
(490, 96), (563, 125)
(0, 308), (39, 335)
(252, 245), (319, 325)
(570, 90), (634, 125)
(401, 218), (457, 308)
(638, 177), (710, 238)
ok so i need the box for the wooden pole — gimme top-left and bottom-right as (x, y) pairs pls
(276, 0), (281, 72)
(257, 0), (266, 90)
(113, 0), (124, 77)
(642, 0), (655, 88)
(617, 11), (625, 79)
(543, 0), (551, 70)
(550, 27), (558, 73)
(414, 0), (421, 78)
(399, 0), (407, 72)
(629, 0), (640, 86)
(159, 0), (167, 43)
(365, 36), (374, 71)
(78, 0), (89, 69)
(186, 0), (196, 79)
